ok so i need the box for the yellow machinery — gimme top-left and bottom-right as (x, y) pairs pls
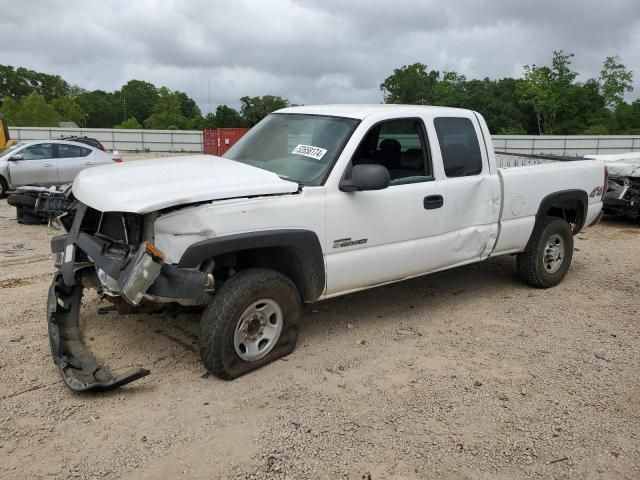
(0, 113), (14, 149)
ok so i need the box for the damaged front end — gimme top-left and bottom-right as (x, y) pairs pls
(48, 202), (212, 392)
(604, 175), (640, 223)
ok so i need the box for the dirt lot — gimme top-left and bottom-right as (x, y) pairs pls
(0, 196), (639, 480)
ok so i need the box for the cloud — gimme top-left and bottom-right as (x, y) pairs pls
(2, 0), (639, 109)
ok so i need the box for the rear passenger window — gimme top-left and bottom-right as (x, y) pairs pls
(434, 117), (483, 177)
(58, 144), (91, 158)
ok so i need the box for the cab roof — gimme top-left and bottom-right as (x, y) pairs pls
(276, 104), (472, 120)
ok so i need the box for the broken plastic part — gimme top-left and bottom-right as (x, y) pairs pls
(119, 242), (164, 305)
(47, 271), (150, 392)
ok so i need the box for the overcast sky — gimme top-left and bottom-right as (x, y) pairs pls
(3, 0), (639, 112)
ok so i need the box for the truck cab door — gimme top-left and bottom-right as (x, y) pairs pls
(56, 144), (94, 183)
(325, 117), (449, 295)
(8, 143), (59, 186)
(430, 115), (501, 262)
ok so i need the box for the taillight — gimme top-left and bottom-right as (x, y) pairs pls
(602, 167), (608, 200)
(112, 158), (123, 163)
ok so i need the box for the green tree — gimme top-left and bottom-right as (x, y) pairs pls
(121, 80), (159, 124)
(433, 71), (467, 106)
(114, 117), (143, 129)
(143, 87), (190, 129)
(599, 56), (633, 109)
(76, 90), (121, 128)
(582, 124), (609, 135)
(380, 63), (440, 104)
(203, 105), (245, 128)
(174, 91), (202, 119)
(51, 97), (85, 125)
(0, 97), (19, 124)
(13, 93), (60, 126)
(611, 99), (640, 134)
(0, 65), (70, 101)
(240, 95), (289, 126)
(517, 50), (578, 134)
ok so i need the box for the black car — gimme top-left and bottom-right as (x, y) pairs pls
(59, 135), (106, 151)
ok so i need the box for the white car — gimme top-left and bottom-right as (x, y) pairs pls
(0, 139), (120, 197)
(47, 105), (607, 392)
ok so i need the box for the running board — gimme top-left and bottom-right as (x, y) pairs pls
(47, 273), (150, 392)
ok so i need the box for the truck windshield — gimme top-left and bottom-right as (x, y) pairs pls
(224, 114), (358, 185)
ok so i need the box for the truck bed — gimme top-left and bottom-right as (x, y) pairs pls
(491, 152), (604, 256)
(495, 152), (585, 169)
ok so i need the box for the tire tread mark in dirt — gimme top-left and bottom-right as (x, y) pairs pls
(156, 330), (197, 352)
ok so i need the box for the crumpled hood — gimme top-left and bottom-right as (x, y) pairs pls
(587, 152), (640, 178)
(72, 155), (299, 213)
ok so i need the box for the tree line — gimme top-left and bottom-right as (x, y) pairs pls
(381, 51), (638, 135)
(0, 66), (288, 130)
(0, 51), (638, 134)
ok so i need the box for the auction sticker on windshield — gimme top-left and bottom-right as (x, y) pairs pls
(292, 144), (327, 161)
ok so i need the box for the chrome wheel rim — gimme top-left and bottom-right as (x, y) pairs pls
(233, 299), (283, 361)
(543, 234), (565, 274)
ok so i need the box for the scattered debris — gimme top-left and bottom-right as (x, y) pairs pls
(473, 380), (483, 388)
(594, 351), (607, 361)
(546, 456), (569, 465)
(397, 328), (422, 336)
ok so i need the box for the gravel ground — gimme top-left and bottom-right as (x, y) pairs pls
(0, 195), (638, 480)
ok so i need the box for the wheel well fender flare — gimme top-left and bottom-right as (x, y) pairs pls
(527, 189), (588, 248)
(178, 229), (325, 302)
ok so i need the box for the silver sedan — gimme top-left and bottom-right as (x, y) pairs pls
(0, 139), (120, 197)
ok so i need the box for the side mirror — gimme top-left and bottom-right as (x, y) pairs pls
(340, 164), (390, 192)
(9, 154), (23, 161)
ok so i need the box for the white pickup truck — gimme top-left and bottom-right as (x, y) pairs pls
(47, 105), (606, 392)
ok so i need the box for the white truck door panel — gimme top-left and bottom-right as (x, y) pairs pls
(57, 144), (94, 183)
(439, 175), (500, 260)
(325, 182), (447, 295)
(9, 143), (59, 186)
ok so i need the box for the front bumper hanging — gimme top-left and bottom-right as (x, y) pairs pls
(47, 271), (150, 392)
(48, 204), (210, 392)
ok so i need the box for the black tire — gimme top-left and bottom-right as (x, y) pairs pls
(200, 268), (301, 380)
(517, 216), (574, 288)
(7, 193), (37, 208)
(0, 177), (8, 199)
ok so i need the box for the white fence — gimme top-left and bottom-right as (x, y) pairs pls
(492, 135), (640, 156)
(8, 127), (640, 156)
(8, 127), (204, 152)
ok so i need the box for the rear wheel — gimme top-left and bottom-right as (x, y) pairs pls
(199, 268), (301, 380)
(517, 216), (574, 288)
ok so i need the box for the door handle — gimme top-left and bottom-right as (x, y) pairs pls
(423, 195), (443, 210)
(84, 162), (94, 166)
(43, 163), (54, 167)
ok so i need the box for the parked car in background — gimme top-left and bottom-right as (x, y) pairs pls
(0, 139), (121, 197)
(59, 136), (106, 151)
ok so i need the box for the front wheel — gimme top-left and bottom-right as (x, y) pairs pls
(0, 177), (8, 199)
(199, 268), (301, 380)
(517, 216), (574, 288)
